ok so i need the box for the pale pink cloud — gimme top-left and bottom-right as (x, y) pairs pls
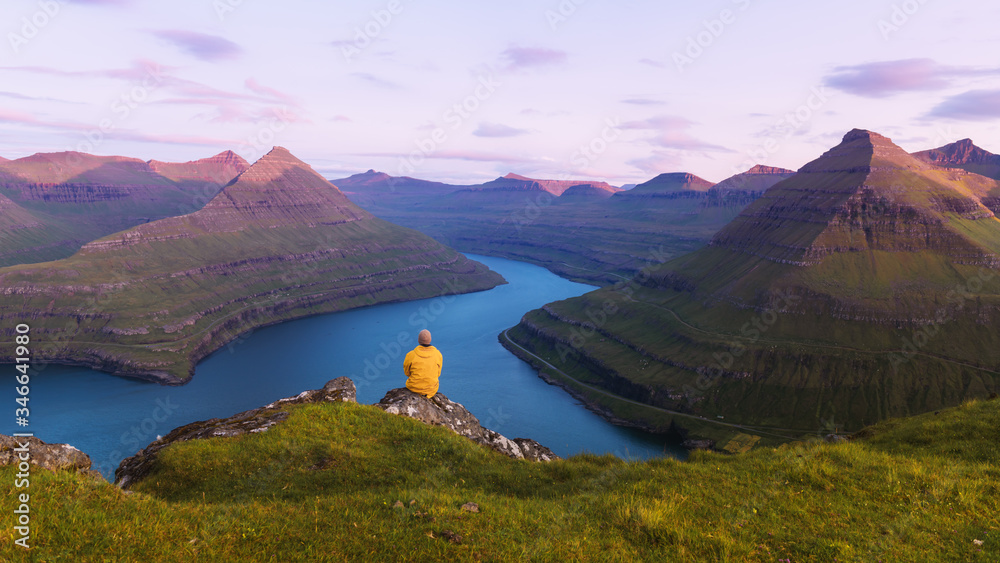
(244, 78), (296, 104)
(927, 89), (1000, 120)
(824, 58), (1000, 98)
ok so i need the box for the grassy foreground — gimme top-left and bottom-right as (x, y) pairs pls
(2, 397), (997, 561)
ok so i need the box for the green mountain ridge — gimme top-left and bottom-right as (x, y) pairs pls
(0, 147), (503, 382)
(506, 129), (1000, 441)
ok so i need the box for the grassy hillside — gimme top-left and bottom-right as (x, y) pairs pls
(506, 130), (1000, 438)
(1, 395), (997, 561)
(0, 148), (503, 382)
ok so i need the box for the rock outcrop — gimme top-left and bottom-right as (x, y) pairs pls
(115, 377), (358, 489)
(0, 435), (93, 473)
(115, 377), (555, 490)
(376, 387), (558, 462)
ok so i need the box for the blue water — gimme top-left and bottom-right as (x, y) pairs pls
(3, 255), (684, 478)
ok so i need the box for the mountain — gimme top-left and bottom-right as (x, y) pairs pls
(333, 169), (462, 196)
(555, 183), (617, 203)
(709, 165), (796, 194)
(505, 129), (1000, 443)
(495, 173), (619, 196)
(0, 151), (248, 266)
(0, 147), (504, 382)
(147, 150), (250, 186)
(614, 172), (714, 197)
(912, 138), (1000, 180)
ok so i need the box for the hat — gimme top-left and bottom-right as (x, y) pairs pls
(418, 330), (432, 346)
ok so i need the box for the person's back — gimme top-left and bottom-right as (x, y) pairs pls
(404, 330), (443, 398)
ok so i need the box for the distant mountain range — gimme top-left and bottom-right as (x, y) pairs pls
(333, 167), (790, 285)
(0, 147), (503, 382)
(505, 129), (1000, 445)
(0, 151), (249, 266)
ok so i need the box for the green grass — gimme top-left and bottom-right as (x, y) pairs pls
(2, 397), (997, 561)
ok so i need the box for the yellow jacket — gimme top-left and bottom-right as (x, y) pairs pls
(404, 345), (443, 398)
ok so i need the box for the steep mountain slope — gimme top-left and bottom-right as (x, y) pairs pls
(0, 192), (78, 264)
(913, 138), (1000, 180)
(0, 147), (503, 382)
(0, 151), (248, 266)
(506, 130), (1000, 442)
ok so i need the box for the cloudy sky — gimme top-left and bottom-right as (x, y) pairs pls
(1, 0), (998, 185)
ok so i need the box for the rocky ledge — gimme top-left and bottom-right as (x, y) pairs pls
(114, 377), (555, 489)
(0, 435), (96, 476)
(376, 388), (558, 462)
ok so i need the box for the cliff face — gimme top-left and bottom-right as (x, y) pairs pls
(913, 138), (1000, 180)
(0, 147), (504, 382)
(507, 129), (1000, 441)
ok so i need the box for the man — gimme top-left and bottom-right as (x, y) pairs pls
(404, 329), (443, 398)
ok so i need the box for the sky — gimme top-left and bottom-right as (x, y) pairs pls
(1, 0), (999, 186)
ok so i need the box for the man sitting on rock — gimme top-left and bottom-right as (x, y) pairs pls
(404, 329), (443, 398)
